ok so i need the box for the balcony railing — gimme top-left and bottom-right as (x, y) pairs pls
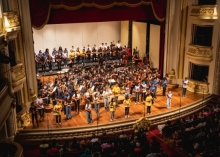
(10, 63), (26, 91)
(190, 5), (217, 20)
(187, 44), (213, 62)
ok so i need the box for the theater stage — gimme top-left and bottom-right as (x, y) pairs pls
(18, 86), (212, 142)
(26, 88), (208, 129)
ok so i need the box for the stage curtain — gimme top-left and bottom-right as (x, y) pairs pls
(29, 0), (167, 29)
(159, 21), (165, 79)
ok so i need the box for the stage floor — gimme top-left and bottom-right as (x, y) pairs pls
(26, 87), (206, 130)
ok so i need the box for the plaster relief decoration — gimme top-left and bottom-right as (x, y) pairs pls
(3, 12), (20, 40)
(10, 63), (26, 91)
(190, 5), (217, 20)
(187, 45), (213, 62)
(188, 79), (209, 94)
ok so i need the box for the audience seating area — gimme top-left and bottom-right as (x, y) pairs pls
(37, 129), (165, 157)
(160, 95), (220, 157)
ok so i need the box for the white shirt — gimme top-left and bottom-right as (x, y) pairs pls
(135, 85), (140, 92)
(141, 84), (147, 93)
(116, 42), (121, 48)
(167, 93), (172, 99)
(36, 98), (44, 109)
(183, 79), (189, 88)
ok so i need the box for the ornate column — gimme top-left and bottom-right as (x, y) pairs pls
(178, 0), (188, 79)
(6, 111), (15, 141)
(17, 0), (37, 100)
(163, 0), (183, 78)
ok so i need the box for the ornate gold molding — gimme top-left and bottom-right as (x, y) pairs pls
(178, 0), (188, 79)
(3, 12), (20, 41)
(10, 63), (26, 91)
(190, 5), (217, 20)
(187, 45), (213, 62)
(188, 79), (209, 94)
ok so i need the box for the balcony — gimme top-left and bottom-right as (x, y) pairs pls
(190, 5), (217, 20)
(187, 44), (213, 62)
(10, 63), (26, 92)
(3, 12), (20, 40)
(0, 77), (15, 130)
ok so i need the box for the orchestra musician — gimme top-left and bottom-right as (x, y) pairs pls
(102, 86), (112, 110)
(72, 90), (81, 114)
(76, 47), (81, 64)
(123, 95), (131, 118)
(40, 53), (47, 73)
(69, 49), (74, 67)
(29, 102), (39, 128)
(93, 92), (100, 117)
(112, 83), (121, 107)
(92, 45), (97, 62)
(85, 100), (92, 124)
(63, 48), (68, 67)
(86, 47), (91, 63)
(145, 93), (153, 114)
(56, 51), (62, 70)
(182, 77), (189, 97)
(36, 94), (45, 120)
(109, 97), (116, 121)
(47, 54), (53, 72)
(53, 100), (63, 125)
(81, 47), (86, 65)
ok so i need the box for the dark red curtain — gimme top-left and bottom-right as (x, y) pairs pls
(48, 5), (156, 24)
(159, 21), (165, 78)
(29, 0), (166, 29)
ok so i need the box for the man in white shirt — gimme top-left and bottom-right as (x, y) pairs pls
(182, 77), (189, 97)
(116, 40), (121, 48)
(36, 94), (45, 120)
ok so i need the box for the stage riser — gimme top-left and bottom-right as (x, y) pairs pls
(18, 95), (213, 142)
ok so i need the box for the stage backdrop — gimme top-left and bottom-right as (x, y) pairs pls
(33, 21), (120, 53)
(150, 24), (160, 69)
(132, 22), (147, 58)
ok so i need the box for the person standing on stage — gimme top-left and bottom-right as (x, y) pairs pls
(103, 86), (112, 110)
(63, 48), (68, 67)
(112, 83), (121, 107)
(36, 94), (45, 120)
(93, 92), (100, 117)
(64, 96), (72, 120)
(109, 98), (116, 121)
(53, 100), (63, 125)
(73, 90), (81, 114)
(161, 77), (168, 96)
(85, 100), (92, 124)
(166, 91), (172, 109)
(123, 95), (131, 118)
(182, 77), (189, 97)
(141, 81), (147, 102)
(134, 82), (141, 104)
(29, 102), (39, 128)
(145, 93), (153, 114)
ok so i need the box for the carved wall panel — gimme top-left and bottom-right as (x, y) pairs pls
(190, 5), (217, 20)
(187, 45), (213, 62)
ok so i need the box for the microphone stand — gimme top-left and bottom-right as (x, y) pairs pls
(178, 93), (181, 119)
(96, 111), (99, 137)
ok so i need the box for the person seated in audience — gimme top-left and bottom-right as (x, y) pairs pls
(80, 148), (92, 157)
(46, 145), (59, 155)
(213, 105), (219, 113)
(40, 140), (49, 148)
(50, 139), (60, 148)
(119, 131), (128, 139)
(91, 133), (99, 143)
(133, 142), (142, 153)
(157, 120), (171, 134)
